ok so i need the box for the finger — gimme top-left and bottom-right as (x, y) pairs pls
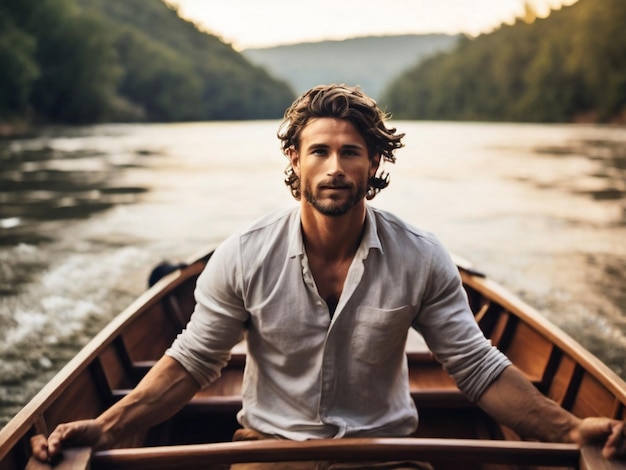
(45, 424), (75, 459)
(47, 424), (70, 457)
(61, 420), (98, 445)
(602, 422), (626, 459)
(577, 417), (622, 447)
(29, 434), (49, 462)
(55, 421), (83, 442)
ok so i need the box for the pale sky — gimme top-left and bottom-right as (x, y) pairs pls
(164, 0), (578, 50)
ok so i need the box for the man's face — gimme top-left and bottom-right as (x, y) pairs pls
(289, 118), (379, 217)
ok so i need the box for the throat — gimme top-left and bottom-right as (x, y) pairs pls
(325, 296), (339, 318)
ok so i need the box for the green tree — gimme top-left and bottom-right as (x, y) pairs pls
(382, 0), (626, 123)
(114, 29), (204, 121)
(570, 1), (626, 120)
(0, 0), (294, 126)
(0, 20), (39, 116)
(30, 11), (121, 123)
(76, 0), (295, 121)
(0, 0), (121, 123)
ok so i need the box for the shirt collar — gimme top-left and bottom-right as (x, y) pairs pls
(287, 207), (304, 258)
(361, 205), (383, 257)
(287, 205), (383, 259)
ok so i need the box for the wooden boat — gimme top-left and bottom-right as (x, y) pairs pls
(1, 248), (626, 470)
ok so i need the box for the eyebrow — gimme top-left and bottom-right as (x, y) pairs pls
(307, 143), (366, 151)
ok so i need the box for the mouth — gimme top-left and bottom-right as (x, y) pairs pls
(319, 183), (351, 191)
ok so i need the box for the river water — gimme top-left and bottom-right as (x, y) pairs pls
(1, 120), (625, 427)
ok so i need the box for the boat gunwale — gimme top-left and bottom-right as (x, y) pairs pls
(0, 250), (213, 459)
(459, 268), (626, 405)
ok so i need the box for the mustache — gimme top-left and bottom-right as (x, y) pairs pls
(317, 177), (353, 189)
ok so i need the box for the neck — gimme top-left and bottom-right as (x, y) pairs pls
(300, 202), (367, 261)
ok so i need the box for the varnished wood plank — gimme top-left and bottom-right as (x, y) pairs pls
(25, 448), (91, 470)
(503, 321), (553, 383)
(572, 373), (621, 418)
(580, 445), (626, 470)
(460, 271), (626, 407)
(547, 354), (577, 406)
(91, 438), (581, 470)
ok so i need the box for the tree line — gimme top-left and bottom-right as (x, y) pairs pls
(2, 0), (624, 127)
(0, 0), (295, 127)
(382, 0), (626, 123)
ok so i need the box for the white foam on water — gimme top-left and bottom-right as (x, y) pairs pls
(1, 246), (150, 358)
(6, 310), (48, 344)
(0, 218), (21, 229)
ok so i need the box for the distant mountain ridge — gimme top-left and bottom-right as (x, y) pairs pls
(242, 34), (459, 100)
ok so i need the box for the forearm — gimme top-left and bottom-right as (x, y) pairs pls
(477, 365), (581, 443)
(95, 355), (200, 448)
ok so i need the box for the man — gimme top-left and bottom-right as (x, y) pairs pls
(32, 85), (626, 468)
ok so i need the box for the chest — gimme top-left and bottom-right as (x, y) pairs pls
(307, 255), (353, 314)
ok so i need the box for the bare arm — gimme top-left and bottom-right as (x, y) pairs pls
(477, 365), (580, 441)
(31, 355), (200, 461)
(478, 365), (626, 458)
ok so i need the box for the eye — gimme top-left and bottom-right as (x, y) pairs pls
(342, 148), (361, 157)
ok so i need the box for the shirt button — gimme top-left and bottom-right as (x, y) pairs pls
(317, 301), (322, 306)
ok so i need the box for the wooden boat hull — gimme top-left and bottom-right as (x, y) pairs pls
(1, 249), (625, 469)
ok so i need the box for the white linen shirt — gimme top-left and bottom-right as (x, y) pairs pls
(166, 205), (510, 440)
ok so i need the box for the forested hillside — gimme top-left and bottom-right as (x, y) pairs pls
(243, 35), (459, 100)
(0, 0), (294, 128)
(383, 0), (626, 123)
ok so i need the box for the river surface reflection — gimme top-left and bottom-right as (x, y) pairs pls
(0, 121), (625, 426)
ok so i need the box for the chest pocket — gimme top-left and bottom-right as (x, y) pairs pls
(352, 305), (414, 364)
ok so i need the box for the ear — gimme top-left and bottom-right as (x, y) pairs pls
(369, 153), (381, 178)
(287, 146), (300, 177)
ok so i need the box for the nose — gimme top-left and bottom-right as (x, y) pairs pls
(326, 152), (345, 176)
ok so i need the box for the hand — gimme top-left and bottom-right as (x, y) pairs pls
(30, 419), (105, 462)
(574, 417), (626, 459)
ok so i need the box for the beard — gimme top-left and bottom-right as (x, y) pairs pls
(302, 177), (368, 217)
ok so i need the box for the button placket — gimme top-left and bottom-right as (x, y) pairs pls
(301, 254), (328, 313)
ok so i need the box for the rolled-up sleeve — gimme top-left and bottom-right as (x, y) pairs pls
(166, 235), (248, 388)
(414, 241), (511, 402)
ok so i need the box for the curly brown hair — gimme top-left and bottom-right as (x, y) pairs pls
(278, 84), (404, 200)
